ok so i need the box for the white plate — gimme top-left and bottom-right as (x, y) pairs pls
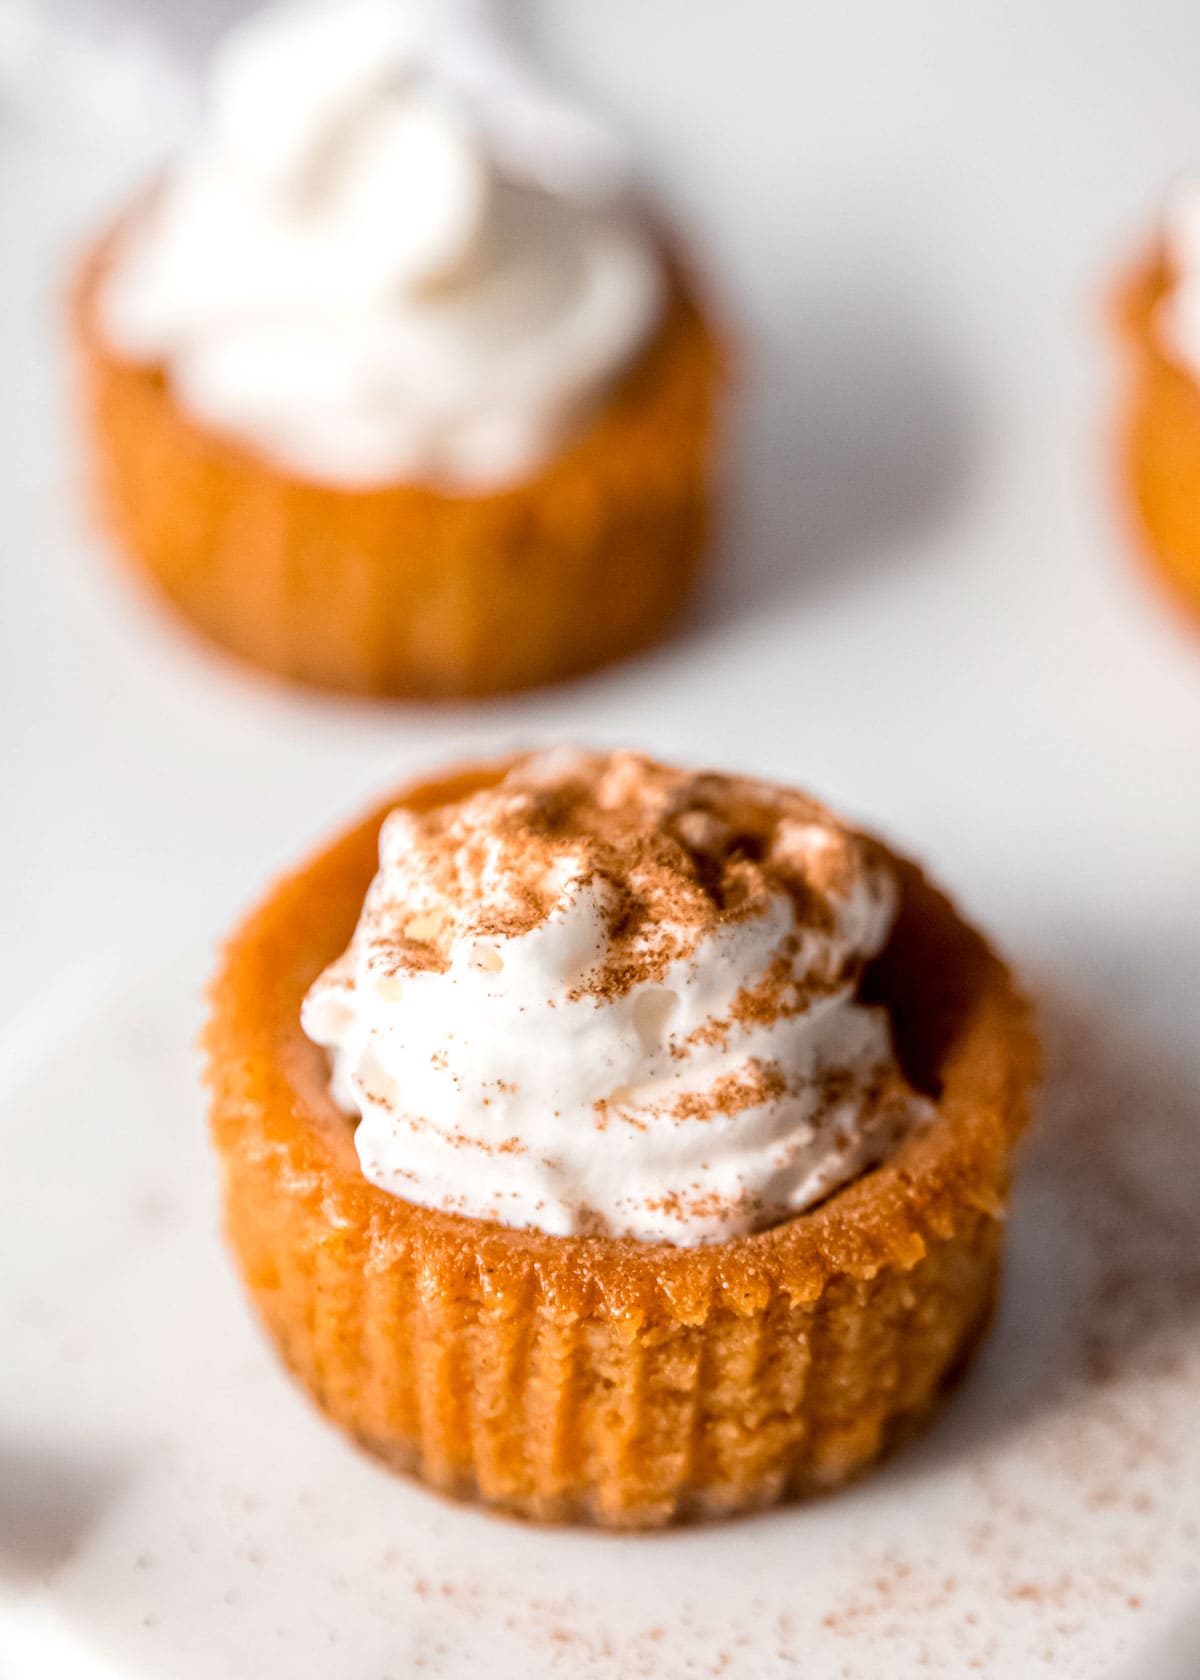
(2, 952), (1199, 1680)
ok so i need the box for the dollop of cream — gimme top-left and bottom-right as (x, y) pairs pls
(99, 0), (663, 490)
(301, 750), (929, 1246)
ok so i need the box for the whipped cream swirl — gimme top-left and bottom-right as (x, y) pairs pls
(302, 750), (928, 1246)
(99, 0), (663, 490)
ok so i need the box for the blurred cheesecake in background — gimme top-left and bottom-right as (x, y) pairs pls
(1114, 180), (1200, 632)
(72, 0), (723, 698)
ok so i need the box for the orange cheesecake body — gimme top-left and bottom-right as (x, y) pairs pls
(204, 763), (1037, 1528)
(1115, 248), (1200, 628)
(73, 228), (723, 698)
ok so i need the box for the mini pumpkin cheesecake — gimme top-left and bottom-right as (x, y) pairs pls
(1114, 184), (1200, 627)
(204, 751), (1036, 1527)
(73, 0), (722, 698)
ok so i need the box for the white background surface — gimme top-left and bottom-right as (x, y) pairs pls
(2, 2), (1200, 1675)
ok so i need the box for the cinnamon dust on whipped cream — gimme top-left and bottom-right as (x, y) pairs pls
(302, 749), (929, 1245)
